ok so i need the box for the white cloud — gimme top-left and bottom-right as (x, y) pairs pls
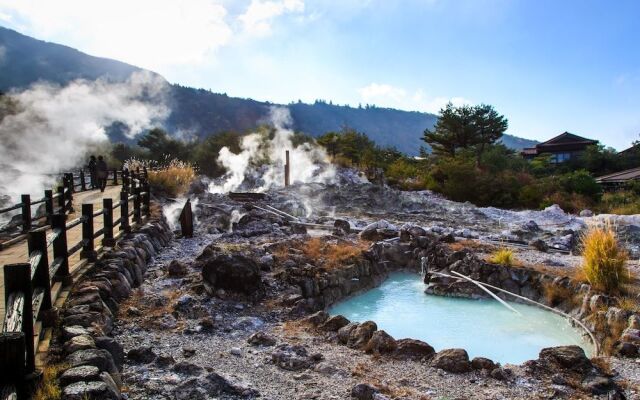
(239, 0), (304, 37)
(359, 82), (471, 114)
(0, 0), (233, 71)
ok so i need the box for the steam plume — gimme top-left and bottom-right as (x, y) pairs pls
(0, 71), (168, 204)
(208, 107), (335, 193)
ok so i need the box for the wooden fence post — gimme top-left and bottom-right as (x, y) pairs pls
(103, 198), (115, 247)
(0, 332), (26, 396)
(20, 194), (31, 233)
(133, 183), (141, 224)
(56, 186), (65, 214)
(63, 174), (74, 212)
(145, 180), (151, 217)
(51, 213), (70, 281)
(113, 169), (118, 185)
(284, 150), (290, 187)
(80, 204), (96, 260)
(122, 170), (129, 191)
(27, 230), (52, 316)
(79, 170), (86, 191)
(120, 191), (130, 233)
(44, 189), (53, 225)
(3, 263), (35, 373)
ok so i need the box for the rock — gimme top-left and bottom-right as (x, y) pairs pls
(201, 254), (264, 296)
(319, 315), (350, 332)
(126, 306), (143, 316)
(620, 328), (640, 344)
(337, 323), (359, 345)
(62, 380), (119, 400)
(232, 316), (264, 331)
(579, 209), (593, 217)
(155, 354), (176, 368)
(230, 347), (242, 356)
(271, 344), (313, 371)
(522, 220), (540, 232)
(364, 330), (397, 354)
(359, 220), (398, 241)
(201, 372), (259, 397)
(393, 339), (435, 361)
(431, 348), (471, 373)
(248, 331), (277, 346)
(490, 367), (510, 381)
(538, 346), (592, 373)
(172, 361), (204, 376)
(351, 383), (379, 399)
(347, 321), (377, 349)
(94, 337), (124, 371)
(629, 314), (640, 329)
(63, 335), (96, 354)
(66, 349), (118, 374)
(127, 346), (157, 364)
(168, 260), (189, 277)
(258, 255), (275, 270)
(582, 375), (615, 395)
(59, 365), (101, 386)
(590, 295), (607, 313)
(471, 357), (496, 370)
(183, 346), (196, 358)
(616, 342), (638, 357)
(529, 239), (548, 252)
(303, 311), (329, 326)
(62, 325), (91, 340)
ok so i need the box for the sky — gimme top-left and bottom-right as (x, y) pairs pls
(0, 0), (639, 150)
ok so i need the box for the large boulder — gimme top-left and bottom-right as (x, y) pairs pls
(201, 254), (263, 296)
(393, 339), (435, 361)
(319, 315), (350, 332)
(347, 321), (377, 349)
(364, 330), (397, 354)
(431, 348), (471, 373)
(538, 346), (592, 374)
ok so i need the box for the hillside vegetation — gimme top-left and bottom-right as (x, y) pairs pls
(0, 26), (536, 155)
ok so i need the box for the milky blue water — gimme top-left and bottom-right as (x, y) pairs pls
(328, 271), (593, 364)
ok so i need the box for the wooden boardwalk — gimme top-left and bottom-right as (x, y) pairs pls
(0, 185), (123, 324)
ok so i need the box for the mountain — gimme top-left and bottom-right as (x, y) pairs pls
(0, 26), (538, 155)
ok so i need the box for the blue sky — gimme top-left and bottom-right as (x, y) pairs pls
(1, 0), (639, 150)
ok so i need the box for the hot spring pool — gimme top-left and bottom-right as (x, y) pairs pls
(328, 272), (593, 364)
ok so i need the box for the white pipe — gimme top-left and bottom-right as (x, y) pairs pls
(264, 204), (300, 221)
(429, 270), (599, 355)
(449, 271), (521, 315)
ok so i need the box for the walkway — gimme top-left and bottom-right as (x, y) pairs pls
(0, 185), (123, 324)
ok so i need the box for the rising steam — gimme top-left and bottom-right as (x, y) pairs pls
(0, 71), (168, 204)
(208, 107), (336, 193)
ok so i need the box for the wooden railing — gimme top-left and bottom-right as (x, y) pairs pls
(0, 168), (151, 250)
(0, 168), (151, 399)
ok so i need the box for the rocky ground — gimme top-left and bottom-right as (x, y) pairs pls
(105, 180), (640, 399)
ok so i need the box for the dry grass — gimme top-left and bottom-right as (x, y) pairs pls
(448, 239), (495, 252)
(617, 296), (640, 313)
(146, 159), (196, 197)
(580, 223), (630, 294)
(33, 363), (67, 400)
(541, 282), (581, 308)
(301, 238), (369, 270)
(490, 248), (516, 266)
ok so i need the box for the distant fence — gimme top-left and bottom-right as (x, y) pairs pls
(0, 168), (149, 250)
(0, 168), (151, 399)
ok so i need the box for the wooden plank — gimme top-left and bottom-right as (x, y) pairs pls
(3, 292), (25, 333)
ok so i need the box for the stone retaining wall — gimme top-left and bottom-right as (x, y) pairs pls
(53, 217), (172, 400)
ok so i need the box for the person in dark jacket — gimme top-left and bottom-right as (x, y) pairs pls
(88, 155), (97, 189)
(96, 156), (108, 192)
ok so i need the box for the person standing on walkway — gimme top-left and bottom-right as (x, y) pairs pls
(96, 155), (108, 192)
(88, 155), (97, 189)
